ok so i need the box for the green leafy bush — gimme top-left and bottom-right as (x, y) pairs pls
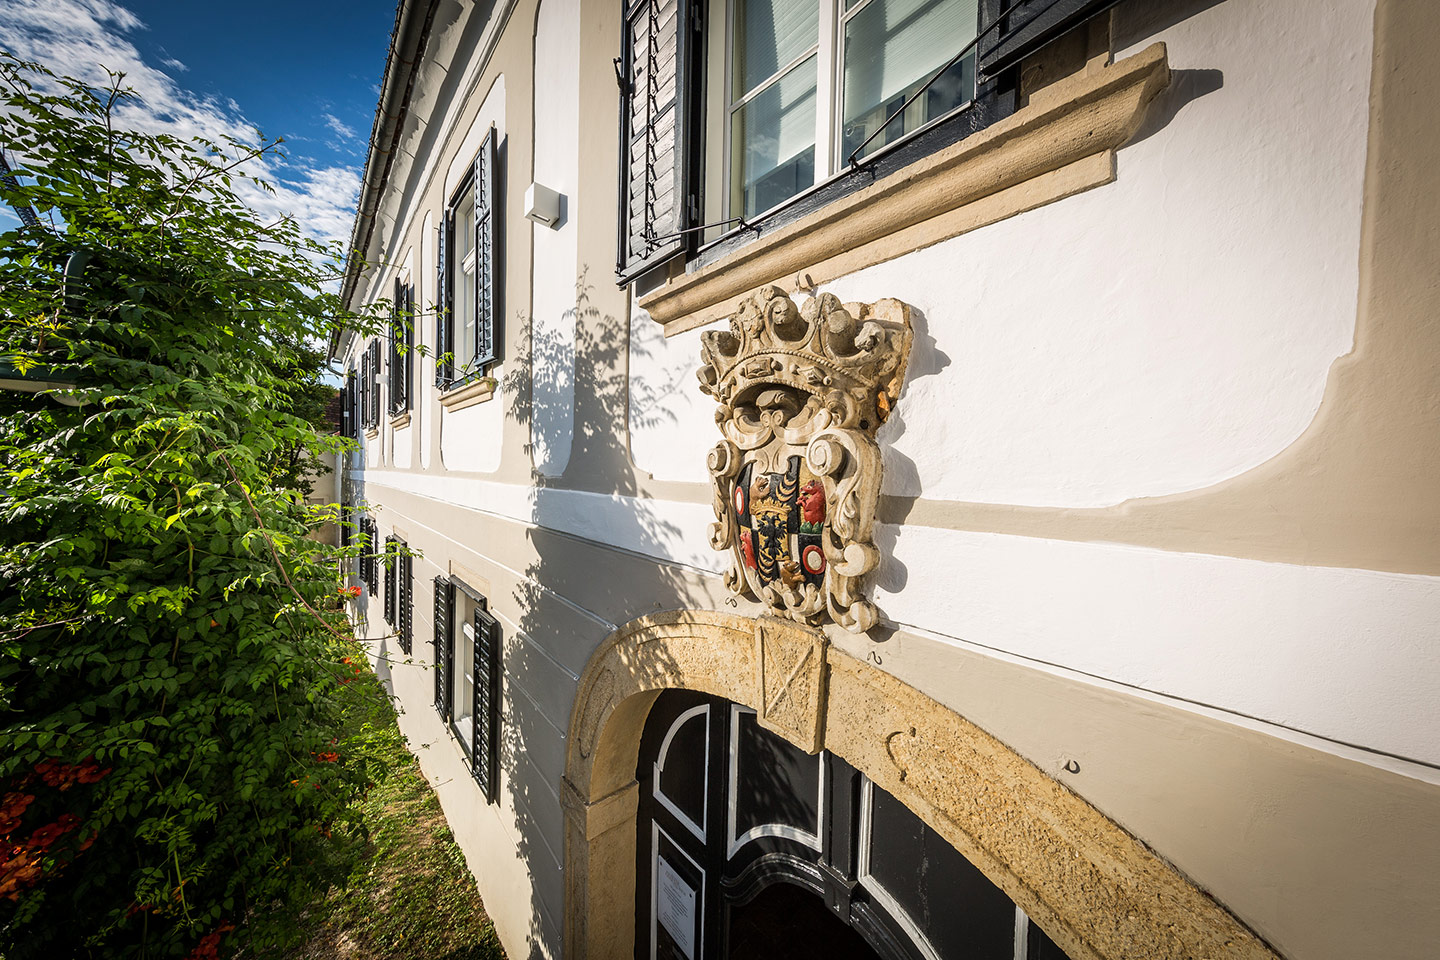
(0, 57), (380, 958)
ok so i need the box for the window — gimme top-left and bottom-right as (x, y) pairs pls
(359, 516), (377, 596)
(388, 279), (413, 416)
(347, 368), (359, 439)
(728, 0), (977, 220)
(366, 340), (381, 430)
(383, 535), (397, 626)
(615, 0), (1118, 281)
(436, 127), (500, 390)
(340, 372), (355, 440)
(358, 351), (369, 430)
(432, 576), (500, 802)
(358, 340), (380, 431)
(383, 535), (414, 653)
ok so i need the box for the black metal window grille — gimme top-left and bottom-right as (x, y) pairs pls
(436, 126), (501, 391)
(388, 279), (413, 416)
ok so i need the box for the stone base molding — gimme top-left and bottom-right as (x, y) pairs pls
(437, 376), (497, 411)
(562, 610), (1281, 960)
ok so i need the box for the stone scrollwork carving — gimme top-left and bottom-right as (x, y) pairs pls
(698, 285), (913, 632)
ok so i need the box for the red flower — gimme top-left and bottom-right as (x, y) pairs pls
(27, 818), (77, 850)
(314, 752), (339, 763)
(75, 762), (111, 784)
(0, 793), (34, 823)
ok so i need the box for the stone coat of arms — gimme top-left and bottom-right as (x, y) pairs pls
(698, 286), (913, 632)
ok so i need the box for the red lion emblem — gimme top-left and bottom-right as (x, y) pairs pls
(739, 532), (757, 569)
(798, 480), (826, 526)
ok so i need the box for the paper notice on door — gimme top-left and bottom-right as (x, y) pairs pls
(656, 858), (698, 960)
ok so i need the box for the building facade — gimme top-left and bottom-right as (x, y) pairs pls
(333, 1), (1440, 957)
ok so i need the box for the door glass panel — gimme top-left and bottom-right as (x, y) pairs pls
(731, 55), (818, 219)
(730, 709), (820, 851)
(452, 612), (475, 740)
(865, 786), (1015, 959)
(842, 0), (977, 160)
(655, 707), (709, 838)
(733, 0), (820, 99)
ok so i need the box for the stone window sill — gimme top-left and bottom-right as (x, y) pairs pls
(639, 43), (1170, 337)
(364, 428), (379, 440)
(390, 410), (412, 429)
(438, 377), (497, 411)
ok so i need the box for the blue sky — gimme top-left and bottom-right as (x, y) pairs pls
(0, 0), (396, 247)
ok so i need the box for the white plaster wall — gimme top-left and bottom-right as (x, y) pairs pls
(628, 306), (711, 479)
(529, 0), (579, 477)
(440, 78), (507, 476)
(628, 0), (1375, 508)
(420, 211), (435, 470)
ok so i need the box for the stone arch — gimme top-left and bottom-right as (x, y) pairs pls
(562, 610), (1279, 960)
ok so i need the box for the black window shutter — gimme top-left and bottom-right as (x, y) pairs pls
(432, 576), (453, 720)
(471, 605), (501, 803)
(365, 518), (377, 597)
(339, 381), (350, 439)
(359, 352), (369, 429)
(615, 0), (696, 284)
(368, 340), (381, 427)
(383, 535), (397, 626)
(399, 549), (413, 655)
(474, 128), (499, 368)
(388, 280), (402, 414)
(436, 214), (452, 387)
(403, 283), (414, 410)
(978, 0), (1120, 79)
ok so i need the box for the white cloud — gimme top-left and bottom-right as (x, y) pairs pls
(323, 112), (356, 140)
(0, 0), (361, 252)
(159, 55), (187, 72)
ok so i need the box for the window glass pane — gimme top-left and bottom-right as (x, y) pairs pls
(732, 0), (819, 100)
(454, 190), (475, 260)
(731, 55), (817, 219)
(454, 614), (475, 726)
(842, 0), (977, 160)
(457, 262), (477, 370)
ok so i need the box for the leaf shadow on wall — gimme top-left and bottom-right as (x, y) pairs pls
(500, 266), (707, 958)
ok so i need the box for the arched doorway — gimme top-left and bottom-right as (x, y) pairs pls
(636, 689), (1069, 960)
(561, 611), (1278, 960)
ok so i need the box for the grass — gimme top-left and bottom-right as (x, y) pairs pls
(276, 660), (507, 960)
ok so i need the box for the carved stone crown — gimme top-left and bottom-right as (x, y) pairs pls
(698, 285), (911, 432)
(698, 286), (913, 633)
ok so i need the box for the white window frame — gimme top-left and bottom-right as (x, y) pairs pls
(720, 0), (978, 224)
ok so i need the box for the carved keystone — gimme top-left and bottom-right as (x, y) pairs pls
(753, 617), (828, 753)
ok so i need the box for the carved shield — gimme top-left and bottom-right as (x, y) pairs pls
(699, 286), (913, 632)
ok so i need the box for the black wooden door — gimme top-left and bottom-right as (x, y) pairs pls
(635, 691), (1072, 960)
